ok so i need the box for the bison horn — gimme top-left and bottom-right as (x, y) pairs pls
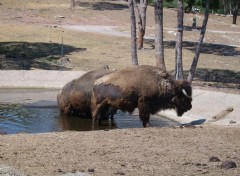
(182, 89), (191, 99)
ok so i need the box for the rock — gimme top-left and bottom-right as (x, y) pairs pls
(229, 120), (236, 124)
(87, 168), (94, 172)
(226, 107), (234, 112)
(209, 156), (221, 162)
(182, 162), (191, 165)
(115, 171), (125, 175)
(58, 168), (63, 172)
(220, 160), (237, 169)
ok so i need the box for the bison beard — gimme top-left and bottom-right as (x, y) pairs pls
(91, 65), (192, 127)
(57, 69), (116, 119)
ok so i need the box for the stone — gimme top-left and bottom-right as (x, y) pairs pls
(209, 156), (221, 162)
(87, 168), (95, 172)
(220, 160), (237, 169)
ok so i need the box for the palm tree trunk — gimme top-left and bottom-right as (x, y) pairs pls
(135, 0), (148, 50)
(154, 0), (165, 70)
(129, 0), (138, 65)
(187, 0), (209, 83)
(175, 0), (184, 80)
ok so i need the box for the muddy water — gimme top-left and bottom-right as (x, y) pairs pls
(0, 89), (179, 134)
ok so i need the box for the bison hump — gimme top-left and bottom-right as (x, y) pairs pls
(94, 65), (174, 97)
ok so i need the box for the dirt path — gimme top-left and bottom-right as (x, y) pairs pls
(61, 24), (240, 47)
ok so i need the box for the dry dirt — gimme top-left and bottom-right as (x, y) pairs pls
(0, 0), (240, 175)
(0, 0), (239, 91)
(1, 126), (240, 176)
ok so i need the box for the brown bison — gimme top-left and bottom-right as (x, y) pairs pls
(91, 65), (192, 127)
(57, 69), (116, 119)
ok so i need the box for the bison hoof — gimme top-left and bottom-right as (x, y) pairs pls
(143, 122), (151, 128)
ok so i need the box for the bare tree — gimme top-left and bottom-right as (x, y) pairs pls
(129, 0), (138, 65)
(175, 0), (184, 80)
(154, 0), (166, 70)
(135, 0), (148, 50)
(187, 0), (209, 83)
(71, 0), (75, 8)
(232, 0), (240, 24)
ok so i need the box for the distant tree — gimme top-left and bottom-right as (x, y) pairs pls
(202, 0), (219, 11)
(154, 0), (166, 70)
(71, 0), (75, 8)
(135, 0), (148, 50)
(232, 0), (240, 24)
(129, 0), (138, 65)
(222, 0), (229, 15)
(185, 0), (195, 13)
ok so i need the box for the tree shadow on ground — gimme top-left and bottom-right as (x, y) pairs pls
(76, 1), (128, 11)
(144, 39), (240, 56)
(170, 68), (240, 90)
(0, 42), (86, 70)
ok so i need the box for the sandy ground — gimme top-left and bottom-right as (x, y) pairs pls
(0, 0), (240, 175)
(1, 126), (240, 176)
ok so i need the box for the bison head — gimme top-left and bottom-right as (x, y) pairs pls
(172, 80), (192, 116)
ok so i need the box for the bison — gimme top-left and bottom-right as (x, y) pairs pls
(91, 65), (192, 127)
(57, 68), (116, 119)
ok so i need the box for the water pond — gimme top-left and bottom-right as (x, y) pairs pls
(0, 89), (178, 134)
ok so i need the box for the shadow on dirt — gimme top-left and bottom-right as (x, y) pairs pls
(76, 1), (128, 11)
(182, 119), (207, 126)
(170, 69), (240, 89)
(145, 38), (240, 90)
(145, 39), (240, 56)
(0, 42), (86, 70)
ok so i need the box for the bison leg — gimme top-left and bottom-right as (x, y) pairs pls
(139, 111), (150, 127)
(92, 105), (100, 126)
(62, 103), (73, 116)
(91, 99), (111, 127)
(138, 99), (151, 127)
(107, 106), (117, 121)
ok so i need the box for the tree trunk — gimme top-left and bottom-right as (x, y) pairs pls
(129, 0), (138, 65)
(175, 0), (184, 80)
(233, 15), (237, 24)
(230, 2), (232, 15)
(223, 0), (226, 15)
(232, 0), (240, 24)
(154, 0), (166, 70)
(71, 0), (75, 8)
(135, 0), (148, 50)
(184, 2), (192, 13)
(187, 0), (209, 83)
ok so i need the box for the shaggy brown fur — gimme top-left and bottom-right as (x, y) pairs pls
(91, 65), (192, 127)
(57, 69), (114, 118)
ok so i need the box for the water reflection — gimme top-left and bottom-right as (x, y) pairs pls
(0, 104), (179, 135)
